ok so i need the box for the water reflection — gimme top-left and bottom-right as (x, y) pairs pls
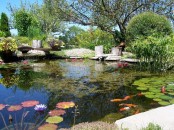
(0, 60), (154, 129)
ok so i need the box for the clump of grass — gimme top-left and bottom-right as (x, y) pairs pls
(141, 123), (162, 130)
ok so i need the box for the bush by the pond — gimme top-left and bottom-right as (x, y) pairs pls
(126, 12), (173, 42)
(130, 35), (174, 72)
(0, 37), (18, 52)
(0, 31), (5, 37)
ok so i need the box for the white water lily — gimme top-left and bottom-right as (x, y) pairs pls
(34, 104), (47, 111)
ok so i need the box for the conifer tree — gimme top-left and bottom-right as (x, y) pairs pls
(0, 13), (11, 37)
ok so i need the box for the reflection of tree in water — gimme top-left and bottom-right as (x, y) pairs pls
(0, 69), (19, 88)
(0, 68), (47, 91)
(42, 61), (136, 127)
(43, 60), (152, 127)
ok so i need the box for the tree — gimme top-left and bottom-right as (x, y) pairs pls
(52, 0), (174, 44)
(0, 13), (11, 37)
(9, 0), (64, 35)
(127, 12), (173, 41)
(59, 26), (85, 47)
(13, 10), (32, 36)
(29, 0), (64, 35)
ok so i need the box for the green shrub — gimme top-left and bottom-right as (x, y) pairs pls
(141, 123), (162, 130)
(27, 26), (46, 40)
(0, 37), (18, 52)
(0, 31), (5, 37)
(15, 36), (31, 46)
(14, 10), (32, 36)
(130, 35), (174, 72)
(126, 12), (173, 42)
(76, 29), (115, 53)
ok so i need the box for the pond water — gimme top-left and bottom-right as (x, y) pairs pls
(0, 59), (163, 129)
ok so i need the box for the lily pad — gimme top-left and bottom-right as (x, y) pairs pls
(168, 93), (174, 96)
(137, 87), (148, 91)
(46, 116), (63, 124)
(154, 93), (165, 97)
(149, 89), (161, 93)
(0, 104), (5, 110)
(145, 94), (155, 99)
(56, 102), (75, 109)
(153, 98), (162, 102)
(21, 100), (39, 107)
(169, 99), (174, 104)
(160, 95), (173, 101)
(38, 123), (58, 130)
(8, 105), (22, 111)
(49, 110), (66, 116)
(158, 101), (170, 106)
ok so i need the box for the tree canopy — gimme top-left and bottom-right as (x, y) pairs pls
(52, 0), (174, 43)
(9, 0), (64, 36)
(127, 12), (173, 41)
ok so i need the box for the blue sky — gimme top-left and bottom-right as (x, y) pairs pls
(0, 0), (42, 17)
(0, 0), (89, 35)
(0, 0), (42, 35)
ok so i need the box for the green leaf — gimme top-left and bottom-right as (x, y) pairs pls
(153, 98), (162, 102)
(158, 101), (170, 106)
(137, 87), (148, 91)
(160, 95), (173, 101)
(46, 116), (63, 124)
(169, 99), (174, 104)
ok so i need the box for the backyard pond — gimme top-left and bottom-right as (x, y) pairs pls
(0, 59), (173, 129)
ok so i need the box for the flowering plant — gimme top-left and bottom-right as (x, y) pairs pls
(47, 38), (63, 50)
(0, 37), (18, 52)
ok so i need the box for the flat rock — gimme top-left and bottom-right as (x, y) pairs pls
(115, 104), (174, 130)
(27, 50), (45, 55)
(121, 58), (140, 63)
(105, 56), (121, 61)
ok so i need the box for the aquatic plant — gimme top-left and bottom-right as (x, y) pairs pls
(21, 100), (39, 107)
(48, 109), (66, 116)
(46, 116), (63, 124)
(7, 105), (23, 111)
(56, 101), (75, 109)
(34, 104), (47, 112)
(132, 76), (174, 106)
(0, 100), (76, 129)
(0, 104), (5, 110)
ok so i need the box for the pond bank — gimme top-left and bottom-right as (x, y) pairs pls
(115, 104), (174, 130)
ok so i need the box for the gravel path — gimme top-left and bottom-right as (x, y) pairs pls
(64, 48), (94, 57)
